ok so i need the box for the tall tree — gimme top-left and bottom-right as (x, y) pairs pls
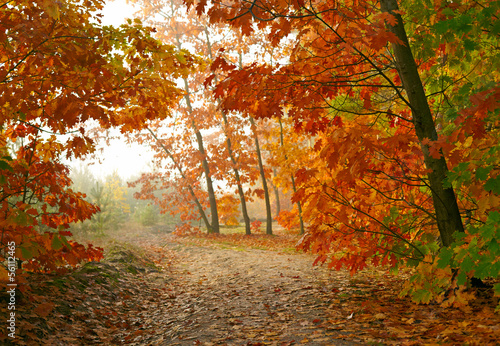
(204, 0), (464, 244)
(131, 0), (268, 234)
(0, 0), (196, 275)
(249, 116), (273, 235)
(380, 0), (463, 247)
(277, 117), (305, 235)
(196, 0), (500, 298)
(207, 34), (253, 235)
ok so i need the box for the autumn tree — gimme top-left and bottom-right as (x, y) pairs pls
(128, 0), (224, 234)
(130, 128), (215, 233)
(265, 116), (308, 234)
(0, 0), (197, 276)
(130, 0), (272, 235)
(196, 0), (500, 301)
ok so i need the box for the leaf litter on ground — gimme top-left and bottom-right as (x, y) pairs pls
(1, 225), (499, 345)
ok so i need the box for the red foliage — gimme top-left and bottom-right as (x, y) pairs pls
(251, 220), (263, 233)
(276, 210), (300, 231)
(173, 223), (202, 236)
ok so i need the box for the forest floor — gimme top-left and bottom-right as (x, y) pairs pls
(3, 224), (500, 345)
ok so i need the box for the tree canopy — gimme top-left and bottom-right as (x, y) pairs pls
(0, 0), (198, 275)
(1, 0), (499, 309)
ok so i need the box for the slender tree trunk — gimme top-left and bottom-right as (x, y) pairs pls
(380, 0), (464, 247)
(174, 32), (219, 233)
(291, 174), (305, 235)
(278, 118), (305, 235)
(146, 128), (212, 232)
(237, 50), (272, 235)
(182, 77), (220, 234)
(207, 30), (252, 235)
(273, 168), (281, 218)
(220, 118), (252, 235)
(249, 116), (273, 235)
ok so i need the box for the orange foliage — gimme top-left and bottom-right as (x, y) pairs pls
(276, 209), (300, 231)
(218, 194), (241, 226)
(0, 0), (197, 277)
(173, 224), (202, 236)
(251, 220), (263, 233)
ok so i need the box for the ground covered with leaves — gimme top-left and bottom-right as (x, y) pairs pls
(2, 226), (499, 345)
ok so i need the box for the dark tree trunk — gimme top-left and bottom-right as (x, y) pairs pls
(174, 30), (219, 234)
(273, 168), (281, 218)
(221, 117), (252, 235)
(291, 174), (305, 235)
(250, 116), (273, 235)
(278, 118), (305, 235)
(183, 77), (220, 234)
(209, 40), (252, 235)
(380, 0), (464, 246)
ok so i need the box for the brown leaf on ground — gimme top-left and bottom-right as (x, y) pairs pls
(1, 226), (499, 345)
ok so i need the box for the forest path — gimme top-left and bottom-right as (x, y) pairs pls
(113, 233), (362, 345)
(21, 228), (500, 345)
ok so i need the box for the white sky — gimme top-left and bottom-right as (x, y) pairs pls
(72, 0), (155, 181)
(101, 0), (137, 26)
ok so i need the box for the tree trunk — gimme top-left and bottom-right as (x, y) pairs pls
(173, 31), (219, 234)
(208, 32), (252, 235)
(146, 127), (212, 232)
(249, 116), (273, 235)
(380, 0), (464, 247)
(273, 168), (281, 218)
(183, 77), (220, 234)
(291, 174), (305, 235)
(278, 118), (305, 235)
(221, 118), (252, 235)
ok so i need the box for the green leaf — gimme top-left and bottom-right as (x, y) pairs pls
(407, 257), (421, 267)
(457, 271), (467, 286)
(484, 176), (500, 194)
(463, 39), (476, 51)
(442, 7), (455, 17)
(447, 162), (470, 186)
(437, 247), (453, 269)
(492, 20), (500, 36)
(0, 159), (13, 172)
(476, 166), (493, 181)
(475, 260), (492, 279)
(494, 283), (500, 296)
(488, 211), (500, 224)
(460, 256), (474, 273)
(61, 235), (72, 250)
(19, 245), (33, 261)
(481, 221), (497, 241)
(456, 14), (473, 33)
(412, 289), (432, 304)
(433, 20), (451, 34)
(488, 239), (500, 255)
(453, 231), (468, 242)
(52, 235), (63, 251)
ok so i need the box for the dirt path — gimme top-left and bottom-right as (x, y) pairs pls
(111, 234), (362, 345)
(11, 229), (499, 345)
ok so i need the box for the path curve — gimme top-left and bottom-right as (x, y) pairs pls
(115, 235), (362, 345)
